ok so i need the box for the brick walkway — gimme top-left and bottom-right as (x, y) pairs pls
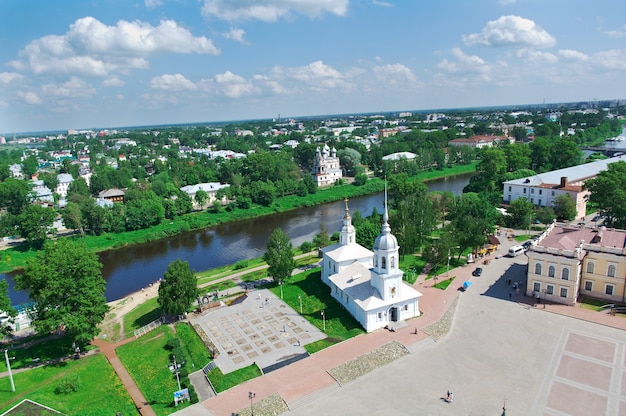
(91, 337), (157, 416)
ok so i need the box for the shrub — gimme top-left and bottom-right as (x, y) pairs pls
(233, 259), (249, 270)
(54, 375), (81, 395)
(299, 241), (314, 253)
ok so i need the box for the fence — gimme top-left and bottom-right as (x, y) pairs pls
(133, 317), (165, 338)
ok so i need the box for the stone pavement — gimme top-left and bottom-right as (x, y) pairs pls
(190, 288), (326, 374)
(173, 235), (626, 416)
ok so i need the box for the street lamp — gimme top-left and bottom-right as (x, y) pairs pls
(170, 355), (181, 391)
(298, 295), (302, 314)
(321, 310), (325, 331)
(248, 391), (256, 416)
(4, 349), (15, 392)
(447, 246), (460, 278)
(279, 281), (283, 299)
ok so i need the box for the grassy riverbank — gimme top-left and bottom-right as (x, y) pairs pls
(0, 163), (476, 273)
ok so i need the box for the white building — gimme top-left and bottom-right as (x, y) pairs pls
(321, 198), (422, 332)
(312, 144), (342, 187)
(55, 173), (74, 198)
(180, 182), (230, 209)
(502, 155), (626, 220)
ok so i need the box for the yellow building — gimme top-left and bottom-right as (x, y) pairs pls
(526, 224), (626, 305)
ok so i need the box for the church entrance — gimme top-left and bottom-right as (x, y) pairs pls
(390, 307), (398, 322)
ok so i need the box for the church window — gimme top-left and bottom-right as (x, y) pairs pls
(374, 256), (378, 267)
(349, 236), (353, 243)
(391, 256), (395, 268)
(403, 305), (408, 311)
(382, 257), (387, 269)
(377, 312), (382, 320)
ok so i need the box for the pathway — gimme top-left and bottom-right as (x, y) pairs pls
(91, 336), (157, 416)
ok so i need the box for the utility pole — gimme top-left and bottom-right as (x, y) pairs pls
(4, 349), (15, 392)
(321, 310), (325, 331)
(172, 355), (181, 391)
(298, 295), (302, 314)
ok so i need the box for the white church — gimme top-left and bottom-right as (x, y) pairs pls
(312, 144), (342, 187)
(320, 196), (422, 332)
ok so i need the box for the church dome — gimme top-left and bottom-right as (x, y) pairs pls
(373, 227), (398, 251)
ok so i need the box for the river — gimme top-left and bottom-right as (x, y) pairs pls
(4, 172), (473, 305)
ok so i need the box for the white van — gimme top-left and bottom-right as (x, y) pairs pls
(508, 245), (525, 257)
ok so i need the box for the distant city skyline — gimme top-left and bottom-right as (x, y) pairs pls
(1, 0), (625, 134)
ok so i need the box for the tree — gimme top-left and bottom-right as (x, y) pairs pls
(585, 161), (626, 228)
(0, 279), (17, 336)
(337, 148), (362, 176)
(448, 193), (498, 256)
(194, 189), (209, 210)
(157, 260), (198, 316)
(16, 205), (57, 247)
(0, 178), (33, 216)
(263, 228), (296, 284)
(553, 194), (577, 221)
(16, 239), (108, 347)
(506, 198), (534, 229)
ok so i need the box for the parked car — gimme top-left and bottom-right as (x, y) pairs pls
(522, 241), (532, 250)
(472, 267), (483, 276)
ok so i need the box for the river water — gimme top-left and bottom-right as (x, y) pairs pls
(4, 173), (473, 304)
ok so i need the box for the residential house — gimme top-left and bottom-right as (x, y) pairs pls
(98, 188), (125, 203)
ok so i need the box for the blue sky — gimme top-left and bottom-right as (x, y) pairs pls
(1, 0), (625, 134)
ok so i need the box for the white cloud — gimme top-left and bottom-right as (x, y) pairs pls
(498, 0), (517, 5)
(224, 27), (249, 44)
(557, 49), (589, 62)
(150, 74), (197, 91)
(212, 71), (256, 98)
(17, 90), (43, 105)
(67, 17), (219, 55)
(463, 15), (556, 48)
(144, 0), (163, 8)
(592, 49), (626, 70)
(102, 77), (125, 87)
(0, 72), (24, 85)
(517, 48), (558, 63)
(201, 0), (349, 22)
(15, 17), (219, 78)
(372, 0), (393, 7)
(373, 63), (418, 85)
(41, 77), (96, 98)
(604, 24), (626, 38)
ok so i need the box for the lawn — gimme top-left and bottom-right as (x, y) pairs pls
(116, 325), (196, 416)
(122, 297), (162, 337)
(0, 354), (138, 416)
(268, 268), (365, 354)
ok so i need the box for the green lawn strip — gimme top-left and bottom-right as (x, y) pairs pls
(122, 297), (162, 337)
(207, 365), (262, 393)
(433, 277), (455, 290)
(174, 322), (211, 368)
(116, 325), (194, 416)
(0, 354), (137, 416)
(398, 255), (426, 284)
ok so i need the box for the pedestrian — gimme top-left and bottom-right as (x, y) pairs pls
(446, 390), (450, 401)
(449, 392), (454, 402)
(509, 292), (512, 300)
(507, 278), (511, 286)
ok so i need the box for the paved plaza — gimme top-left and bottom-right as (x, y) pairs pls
(190, 289), (326, 374)
(176, 236), (626, 416)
